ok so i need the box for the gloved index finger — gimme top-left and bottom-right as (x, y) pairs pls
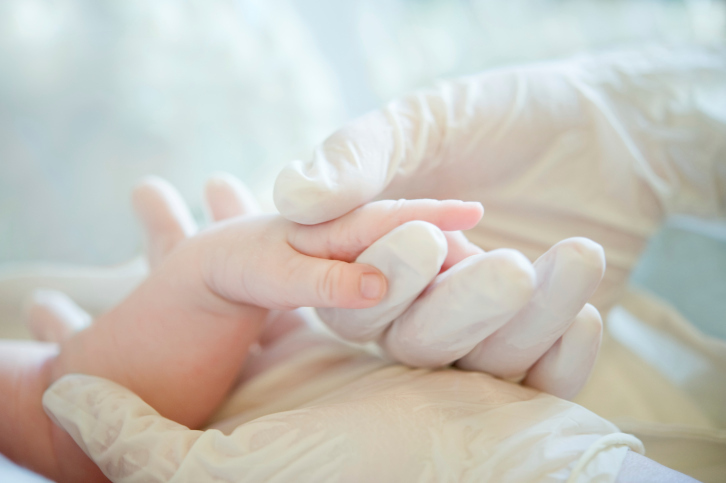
(287, 199), (483, 262)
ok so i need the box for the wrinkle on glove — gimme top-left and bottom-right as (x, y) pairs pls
(44, 345), (643, 483)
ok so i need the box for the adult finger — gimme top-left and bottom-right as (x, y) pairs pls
(381, 249), (536, 368)
(457, 237), (605, 379)
(132, 176), (197, 268)
(317, 221), (447, 342)
(24, 289), (91, 343)
(204, 172), (261, 221)
(523, 304), (603, 400)
(288, 199), (483, 262)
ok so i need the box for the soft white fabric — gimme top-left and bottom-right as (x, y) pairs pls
(42, 340), (643, 483)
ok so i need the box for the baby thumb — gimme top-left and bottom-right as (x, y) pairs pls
(281, 255), (388, 310)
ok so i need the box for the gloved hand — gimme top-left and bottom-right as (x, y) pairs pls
(42, 341), (645, 483)
(274, 46), (726, 389)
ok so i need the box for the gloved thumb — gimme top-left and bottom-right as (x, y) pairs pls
(274, 109), (407, 225)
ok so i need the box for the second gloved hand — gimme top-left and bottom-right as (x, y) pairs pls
(42, 335), (644, 483)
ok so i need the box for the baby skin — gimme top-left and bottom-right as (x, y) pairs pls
(0, 176), (483, 482)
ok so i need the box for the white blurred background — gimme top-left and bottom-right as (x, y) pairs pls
(0, 0), (725, 480)
(2, 0), (725, 335)
(1, 0), (724, 265)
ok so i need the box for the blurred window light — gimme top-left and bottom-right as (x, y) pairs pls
(352, 0), (726, 100)
(10, 0), (62, 44)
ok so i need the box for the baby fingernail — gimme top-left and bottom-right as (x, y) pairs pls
(360, 273), (386, 300)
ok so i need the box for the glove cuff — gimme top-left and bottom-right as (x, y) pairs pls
(567, 433), (645, 483)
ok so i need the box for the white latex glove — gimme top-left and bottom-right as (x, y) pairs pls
(274, 46), (725, 391)
(42, 336), (645, 483)
(204, 174), (605, 401)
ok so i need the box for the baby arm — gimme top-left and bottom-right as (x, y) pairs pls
(47, 198), (483, 428)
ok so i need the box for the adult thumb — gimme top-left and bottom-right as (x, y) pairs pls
(274, 110), (398, 224)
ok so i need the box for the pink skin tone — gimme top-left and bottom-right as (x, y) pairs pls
(0, 176), (482, 483)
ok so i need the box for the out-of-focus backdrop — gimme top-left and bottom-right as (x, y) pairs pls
(1, 0), (723, 263)
(2, 0), (726, 322)
(3, 0), (725, 335)
(0, 0), (725, 480)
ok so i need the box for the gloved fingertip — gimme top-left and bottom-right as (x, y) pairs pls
(523, 304), (603, 400)
(556, 237), (606, 275)
(273, 161), (371, 224)
(577, 303), (604, 332)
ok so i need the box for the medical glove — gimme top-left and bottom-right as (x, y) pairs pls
(213, 174), (606, 399)
(274, 46), (725, 391)
(42, 339), (644, 483)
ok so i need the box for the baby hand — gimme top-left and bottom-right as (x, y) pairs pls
(198, 199), (483, 311)
(49, 176), (483, 428)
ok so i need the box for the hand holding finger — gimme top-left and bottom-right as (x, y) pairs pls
(281, 199), (482, 309)
(288, 199), (483, 262)
(205, 199), (482, 311)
